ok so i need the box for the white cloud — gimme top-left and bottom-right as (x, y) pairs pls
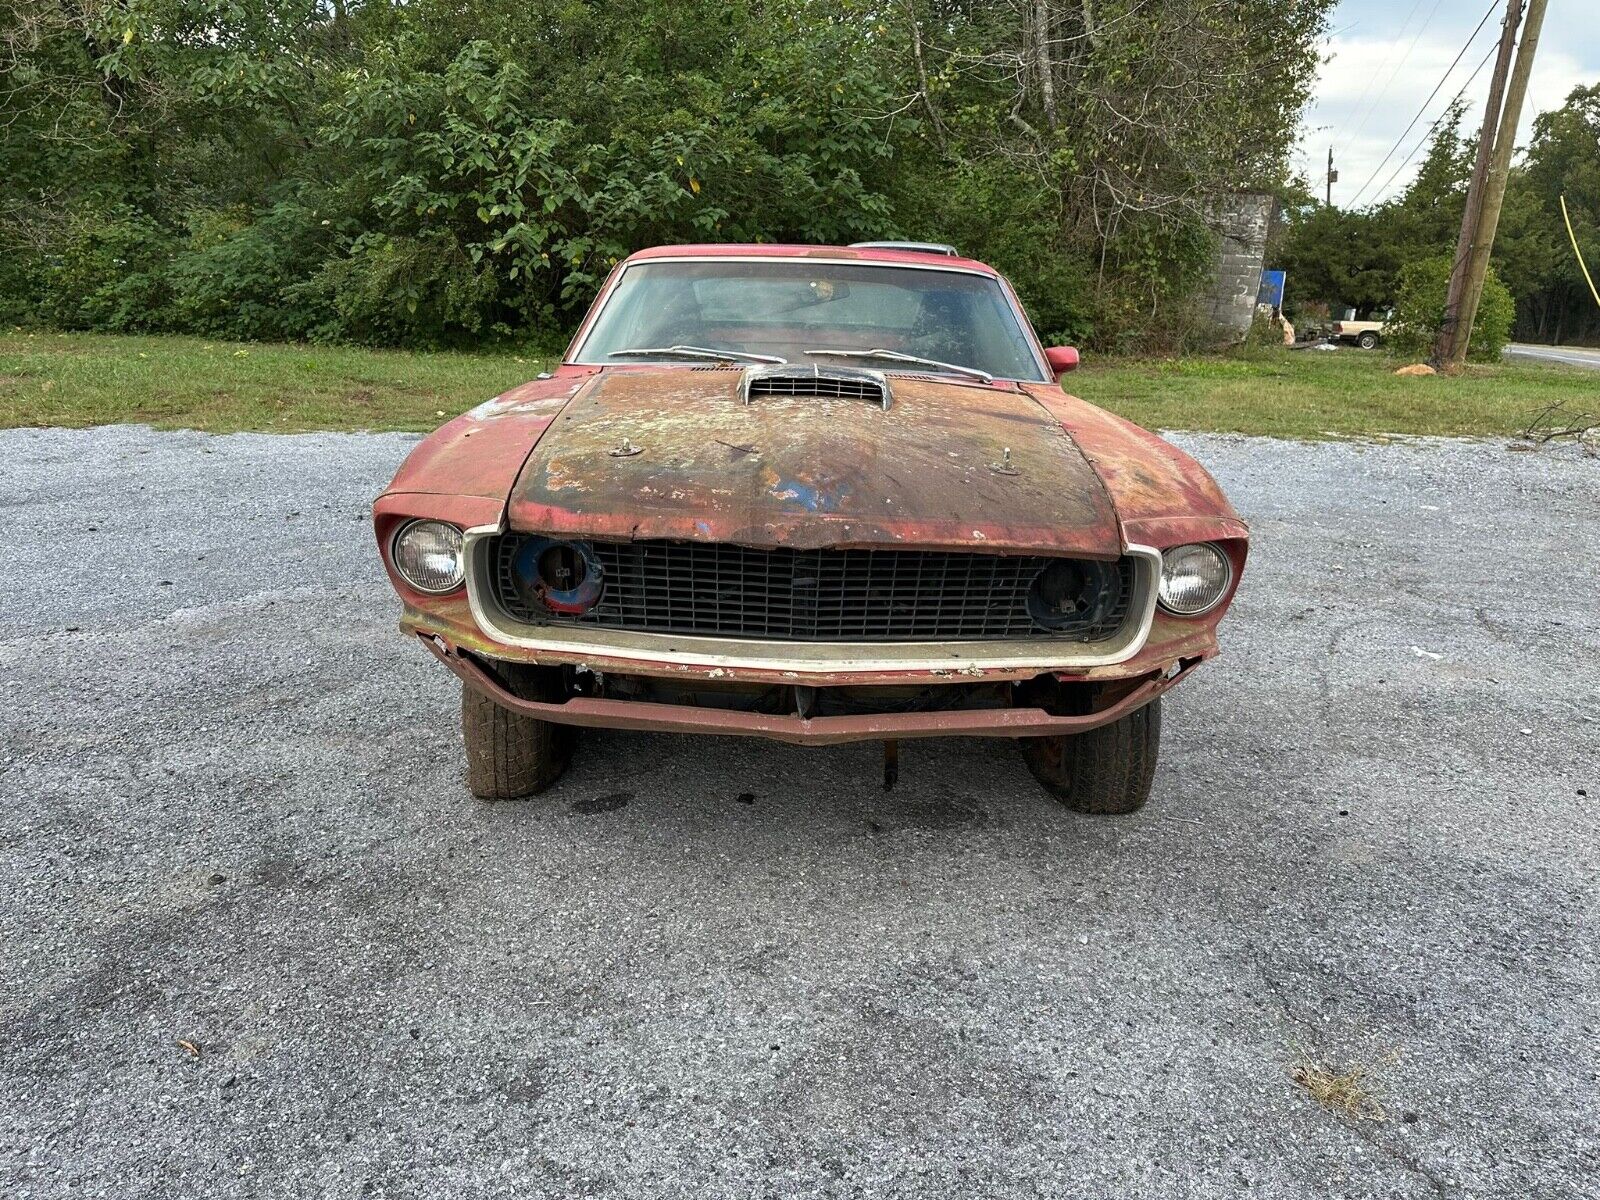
(1294, 9), (1594, 208)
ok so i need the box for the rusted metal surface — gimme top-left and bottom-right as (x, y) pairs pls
(381, 368), (598, 501)
(623, 242), (1003, 274)
(373, 243), (1252, 727)
(424, 634), (1193, 746)
(1023, 382), (1251, 550)
(398, 598), (1218, 688)
(506, 368), (1123, 556)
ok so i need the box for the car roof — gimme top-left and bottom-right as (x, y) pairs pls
(624, 243), (1001, 276)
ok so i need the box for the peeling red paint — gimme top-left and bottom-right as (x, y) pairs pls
(373, 243), (1250, 743)
(1023, 383), (1250, 549)
(506, 367), (1123, 555)
(382, 367), (598, 502)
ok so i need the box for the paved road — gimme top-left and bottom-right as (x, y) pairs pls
(2, 426), (1596, 1199)
(1505, 341), (1600, 370)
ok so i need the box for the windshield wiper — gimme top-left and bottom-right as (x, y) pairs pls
(608, 345), (786, 365)
(801, 347), (992, 383)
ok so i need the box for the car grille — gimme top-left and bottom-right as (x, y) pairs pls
(488, 536), (1135, 643)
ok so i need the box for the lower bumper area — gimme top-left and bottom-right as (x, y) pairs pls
(422, 635), (1197, 747)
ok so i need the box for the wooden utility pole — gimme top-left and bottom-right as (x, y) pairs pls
(1435, 0), (1548, 366)
(1326, 147), (1337, 207)
(1436, 1), (1523, 365)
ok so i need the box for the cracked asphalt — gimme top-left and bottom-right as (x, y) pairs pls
(1, 425), (1596, 1199)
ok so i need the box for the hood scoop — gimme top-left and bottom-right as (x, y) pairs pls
(740, 364), (891, 410)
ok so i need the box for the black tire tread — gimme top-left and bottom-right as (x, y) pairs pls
(460, 667), (572, 800)
(1020, 698), (1161, 814)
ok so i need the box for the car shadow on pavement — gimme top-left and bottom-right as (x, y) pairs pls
(511, 728), (1044, 836)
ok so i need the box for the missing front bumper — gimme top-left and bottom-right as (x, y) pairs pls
(423, 634), (1197, 747)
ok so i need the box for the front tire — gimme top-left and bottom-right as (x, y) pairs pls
(461, 665), (574, 799)
(1020, 698), (1161, 814)
(1358, 331), (1379, 350)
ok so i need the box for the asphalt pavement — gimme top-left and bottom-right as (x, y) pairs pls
(1505, 342), (1600, 370)
(1, 425), (1596, 1198)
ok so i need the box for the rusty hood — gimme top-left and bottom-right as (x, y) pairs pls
(505, 367), (1124, 556)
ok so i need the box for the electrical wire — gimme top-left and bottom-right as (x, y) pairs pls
(1345, 0), (1502, 208)
(1561, 196), (1600, 310)
(1335, 0), (1429, 159)
(1338, 0), (1441, 160)
(1365, 41), (1499, 206)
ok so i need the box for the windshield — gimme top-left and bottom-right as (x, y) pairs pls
(573, 259), (1047, 382)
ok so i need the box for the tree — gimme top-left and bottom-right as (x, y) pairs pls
(1497, 84), (1600, 344)
(883, 0), (1335, 348)
(1274, 88), (1600, 348)
(0, 0), (1337, 349)
(1275, 102), (1473, 319)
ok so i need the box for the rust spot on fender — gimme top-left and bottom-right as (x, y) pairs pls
(1022, 382), (1250, 548)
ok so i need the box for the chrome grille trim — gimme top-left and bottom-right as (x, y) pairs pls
(462, 530), (1162, 673)
(490, 537), (1134, 643)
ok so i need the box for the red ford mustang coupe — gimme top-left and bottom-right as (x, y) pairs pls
(375, 243), (1247, 813)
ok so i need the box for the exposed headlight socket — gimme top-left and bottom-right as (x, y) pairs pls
(513, 537), (605, 615)
(1027, 558), (1123, 632)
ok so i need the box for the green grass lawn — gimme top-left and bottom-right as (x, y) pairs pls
(1072, 348), (1596, 440)
(1, 329), (1592, 439)
(0, 330), (552, 433)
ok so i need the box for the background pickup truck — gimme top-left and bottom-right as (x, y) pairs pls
(1330, 312), (1391, 349)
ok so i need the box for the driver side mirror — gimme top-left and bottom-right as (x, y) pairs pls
(1045, 346), (1079, 378)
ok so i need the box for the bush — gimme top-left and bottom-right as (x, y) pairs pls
(1243, 308), (1287, 349)
(0, 1), (1331, 353)
(300, 230), (501, 346)
(1387, 254), (1515, 362)
(37, 207), (175, 332)
(163, 202), (341, 342)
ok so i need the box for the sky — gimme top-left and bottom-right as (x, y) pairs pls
(1292, 0), (1599, 209)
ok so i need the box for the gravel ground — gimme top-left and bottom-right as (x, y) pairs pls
(1, 425), (1596, 1199)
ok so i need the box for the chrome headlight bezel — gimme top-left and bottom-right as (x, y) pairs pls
(390, 519), (466, 594)
(1157, 542), (1232, 617)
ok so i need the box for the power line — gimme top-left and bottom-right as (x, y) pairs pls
(1339, 0), (1453, 161)
(1367, 42), (1499, 206)
(1345, 0), (1501, 209)
(1335, 0), (1429, 159)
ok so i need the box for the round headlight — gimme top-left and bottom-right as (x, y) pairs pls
(391, 520), (465, 594)
(1158, 543), (1231, 616)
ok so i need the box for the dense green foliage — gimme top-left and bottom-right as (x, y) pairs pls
(1, 0), (1332, 350)
(1275, 87), (1600, 347)
(1386, 255), (1514, 362)
(1501, 85), (1600, 344)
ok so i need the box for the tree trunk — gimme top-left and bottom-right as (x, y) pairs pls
(1032, 0), (1058, 129)
(906, 0), (948, 152)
